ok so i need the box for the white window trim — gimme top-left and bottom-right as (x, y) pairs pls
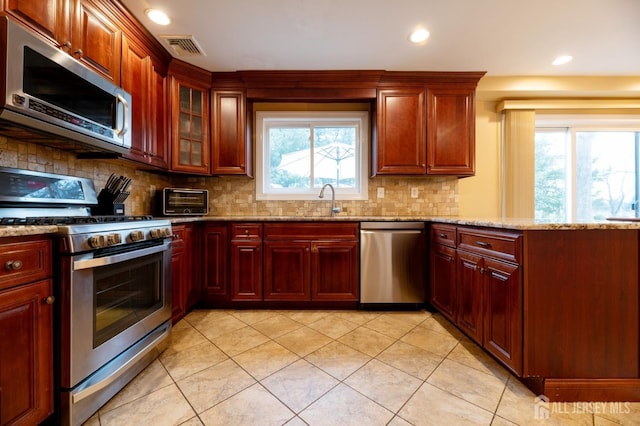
(255, 110), (369, 201)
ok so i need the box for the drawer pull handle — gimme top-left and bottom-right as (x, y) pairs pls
(476, 241), (491, 248)
(439, 233), (448, 239)
(44, 296), (55, 305)
(4, 260), (23, 271)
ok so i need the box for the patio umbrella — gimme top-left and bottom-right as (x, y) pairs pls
(276, 142), (356, 186)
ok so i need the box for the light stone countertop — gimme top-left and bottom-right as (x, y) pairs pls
(167, 215), (640, 230)
(3, 216), (640, 238)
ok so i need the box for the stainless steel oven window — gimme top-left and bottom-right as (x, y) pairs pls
(93, 252), (163, 347)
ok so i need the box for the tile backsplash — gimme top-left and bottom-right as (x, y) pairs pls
(0, 137), (459, 217)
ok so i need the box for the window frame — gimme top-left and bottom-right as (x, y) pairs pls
(255, 110), (369, 201)
(534, 114), (640, 221)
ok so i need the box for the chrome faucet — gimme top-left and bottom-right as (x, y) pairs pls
(318, 183), (341, 217)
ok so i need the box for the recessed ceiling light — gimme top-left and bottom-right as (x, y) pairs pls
(552, 55), (573, 66)
(145, 9), (171, 26)
(409, 28), (430, 44)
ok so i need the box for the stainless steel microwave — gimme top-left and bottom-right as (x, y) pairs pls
(159, 188), (209, 216)
(0, 17), (132, 155)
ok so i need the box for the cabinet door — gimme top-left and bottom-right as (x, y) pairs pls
(263, 241), (310, 300)
(170, 226), (186, 323)
(121, 35), (149, 164)
(171, 79), (210, 174)
(148, 63), (168, 168)
(0, 279), (53, 425)
(121, 35), (168, 169)
(231, 241), (262, 301)
(3, 0), (69, 44)
(426, 86), (475, 175)
(429, 243), (457, 322)
(373, 88), (426, 175)
(202, 224), (228, 303)
(483, 257), (522, 374)
(456, 250), (484, 344)
(71, 0), (121, 84)
(211, 90), (248, 175)
(311, 241), (359, 301)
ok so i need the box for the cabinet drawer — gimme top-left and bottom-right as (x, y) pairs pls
(457, 228), (521, 264)
(0, 237), (52, 290)
(431, 224), (457, 247)
(231, 223), (263, 240)
(264, 222), (359, 240)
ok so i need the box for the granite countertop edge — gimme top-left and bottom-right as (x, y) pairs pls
(3, 216), (640, 238)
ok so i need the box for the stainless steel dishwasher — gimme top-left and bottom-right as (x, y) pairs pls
(360, 222), (427, 308)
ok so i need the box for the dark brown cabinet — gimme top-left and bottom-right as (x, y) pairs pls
(373, 88), (426, 175)
(230, 223), (262, 301)
(169, 61), (211, 174)
(429, 224), (457, 322)
(263, 223), (359, 302)
(0, 236), (54, 425)
(201, 223), (229, 303)
(373, 78), (480, 177)
(427, 86), (475, 175)
(429, 224), (522, 375)
(456, 227), (522, 374)
(171, 224), (198, 323)
(3, 0), (121, 84)
(121, 35), (168, 169)
(211, 90), (249, 175)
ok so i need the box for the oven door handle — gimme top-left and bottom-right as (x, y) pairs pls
(73, 242), (169, 271)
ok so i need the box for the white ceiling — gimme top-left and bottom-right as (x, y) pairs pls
(120, 0), (640, 76)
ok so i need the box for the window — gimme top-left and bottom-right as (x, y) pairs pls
(535, 115), (640, 221)
(256, 111), (369, 200)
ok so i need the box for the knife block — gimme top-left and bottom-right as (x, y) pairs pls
(92, 189), (125, 216)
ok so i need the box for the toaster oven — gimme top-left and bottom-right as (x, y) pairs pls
(159, 188), (208, 216)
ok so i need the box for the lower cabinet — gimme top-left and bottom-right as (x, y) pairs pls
(202, 223), (229, 304)
(230, 223), (262, 301)
(171, 223), (199, 323)
(263, 222), (359, 302)
(429, 224), (522, 375)
(0, 236), (53, 425)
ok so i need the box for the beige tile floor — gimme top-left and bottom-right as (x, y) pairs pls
(84, 309), (640, 426)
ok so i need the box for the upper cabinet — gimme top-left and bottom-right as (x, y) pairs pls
(426, 86), (475, 176)
(168, 60), (211, 175)
(210, 89), (250, 176)
(374, 87), (427, 175)
(373, 72), (484, 177)
(121, 35), (168, 169)
(4, 0), (122, 84)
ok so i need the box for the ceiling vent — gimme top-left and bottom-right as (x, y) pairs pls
(159, 35), (206, 57)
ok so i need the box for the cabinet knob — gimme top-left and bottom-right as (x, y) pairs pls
(74, 48), (83, 57)
(476, 241), (491, 248)
(439, 233), (448, 239)
(4, 260), (23, 271)
(60, 41), (72, 49)
(43, 296), (56, 305)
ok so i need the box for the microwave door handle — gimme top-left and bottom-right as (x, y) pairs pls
(115, 93), (129, 137)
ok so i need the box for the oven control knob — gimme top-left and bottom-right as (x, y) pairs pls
(88, 235), (106, 248)
(150, 228), (161, 239)
(107, 233), (122, 245)
(163, 228), (171, 237)
(130, 230), (145, 242)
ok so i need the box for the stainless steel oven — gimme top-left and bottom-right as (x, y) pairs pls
(0, 166), (172, 426)
(57, 221), (172, 425)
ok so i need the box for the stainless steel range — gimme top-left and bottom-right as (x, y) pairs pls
(0, 167), (172, 426)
